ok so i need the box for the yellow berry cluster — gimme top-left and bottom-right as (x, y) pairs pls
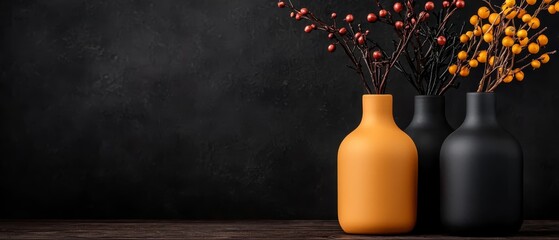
(449, 0), (557, 92)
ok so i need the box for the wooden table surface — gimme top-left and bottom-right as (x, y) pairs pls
(1, 220), (558, 239)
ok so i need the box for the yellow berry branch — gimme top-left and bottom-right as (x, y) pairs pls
(487, 50), (556, 91)
(448, 0), (558, 92)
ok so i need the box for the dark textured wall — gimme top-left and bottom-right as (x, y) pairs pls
(1, 0), (558, 219)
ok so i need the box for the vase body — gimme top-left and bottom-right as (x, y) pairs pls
(404, 96), (453, 233)
(440, 92), (523, 235)
(338, 94), (418, 234)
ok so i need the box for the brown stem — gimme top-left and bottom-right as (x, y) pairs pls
(378, 17), (421, 92)
(438, 73), (458, 95)
(283, 1), (373, 93)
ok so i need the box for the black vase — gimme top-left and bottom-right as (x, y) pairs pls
(405, 95), (453, 233)
(440, 92), (523, 235)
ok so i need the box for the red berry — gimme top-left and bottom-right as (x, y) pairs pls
(328, 44), (336, 52)
(419, 11), (429, 21)
(311, 24), (316, 29)
(295, 13), (302, 21)
(300, 8), (309, 15)
(437, 36), (446, 46)
(373, 51), (382, 60)
(367, 13), (378, 22)
(394, 21), (404, 29)
(277, 1), (285, 8)
(411, 18), (417, 24)
(425, 1), (435, 11)
(379, 9), (388, 18)
(290, 12), (295, 18)
(345, 14), (354, 23)
(354, 32), (362, 39)
(455, 0), (465, 8)
(442, 1), (450, 8)
(304, 25), (313, 33)
(393, 2), (404, 13)
(365, 30), (370, 35)
(358, 36), (365, 45)
(331, 13), (337, 19)
(338, 27), (347, 35)
(328, 33), (334, 39)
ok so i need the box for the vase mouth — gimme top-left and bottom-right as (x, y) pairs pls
(363, 94), (392, 96)
(363, 94), (392, 100)
(360, 94), (395, 126)
(415, 95), (444, 99)
(463, 91), (498, 126)
(467, 92), (495, 96)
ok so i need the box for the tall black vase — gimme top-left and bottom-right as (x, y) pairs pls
(405, 95), (453, 232)
(440, 92), (523, 235)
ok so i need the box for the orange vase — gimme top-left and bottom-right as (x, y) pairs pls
(338, 94), (418, 234)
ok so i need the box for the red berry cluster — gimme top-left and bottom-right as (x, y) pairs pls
(401, 0), (467, 95)
(276, 0), (466, 94)
(421, 0), (465, 46)
(430, 0), (466, 10)
(278, 0), (465, 50)
(281, 2), (378, 55)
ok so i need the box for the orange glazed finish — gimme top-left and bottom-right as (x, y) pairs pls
(338, 95), (418, 234)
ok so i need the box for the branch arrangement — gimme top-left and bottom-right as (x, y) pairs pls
(396, 0), (466, 95)
(277, 0), (429, 94)
(449, 0), (559, 92)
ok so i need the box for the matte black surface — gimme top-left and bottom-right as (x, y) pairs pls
(1, 0), (559, 219)
(405, 96), (453, 232)
(440, 93), (523, 235)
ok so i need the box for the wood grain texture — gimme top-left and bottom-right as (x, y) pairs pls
(1, 220), (558, 239)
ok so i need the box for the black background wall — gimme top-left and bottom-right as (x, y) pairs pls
(1, 0), (558, 219)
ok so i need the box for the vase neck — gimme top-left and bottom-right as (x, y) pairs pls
(360, 95), (396, 126)
(463, 92), (499, 126)
(409, 95), (448, 125)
